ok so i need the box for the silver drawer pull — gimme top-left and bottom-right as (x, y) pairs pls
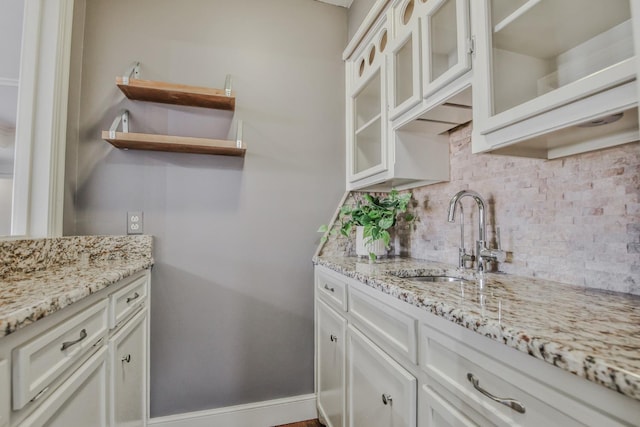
(61, 329), (87, 351)
(122, 354), (131, 363)
(323, 284), (335, 292)
(126, 292), (140, 303)
(467, 373), (526, 414)
(381, 393), (392, 405)
(330, 334), (337, 342)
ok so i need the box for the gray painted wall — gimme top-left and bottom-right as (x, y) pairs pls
(65, 0), (346, 417)
(348, 0), (378, 42)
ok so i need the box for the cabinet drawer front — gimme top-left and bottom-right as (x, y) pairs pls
(349, 286), (417, 363)
(12, 299), (108, 410)
(19, 346), (108, 427)
(348, 325), (416, 427)
(316, 268), (348, 312)
(110, 274), (148, 328)
(420, 382), (485, 427)
(420, 323), (619, 427)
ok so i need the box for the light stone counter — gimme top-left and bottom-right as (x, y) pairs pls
(313, 255), (640, 402)
(0, 235), (153, 337)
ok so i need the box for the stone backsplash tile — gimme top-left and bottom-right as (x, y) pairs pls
(404, 123), (640, 295)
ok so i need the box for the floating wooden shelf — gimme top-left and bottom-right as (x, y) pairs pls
(102, 131), (246, 157)
(116, 77), (236, 111)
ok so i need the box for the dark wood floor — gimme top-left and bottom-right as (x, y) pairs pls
(274, 419), (324, 427)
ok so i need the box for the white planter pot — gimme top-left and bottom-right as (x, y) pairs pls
(355, 226), (387, 258)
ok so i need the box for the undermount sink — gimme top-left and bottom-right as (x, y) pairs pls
(407, 275), (469, 283)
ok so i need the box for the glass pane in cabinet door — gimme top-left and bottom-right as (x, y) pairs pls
(354, 118), (382, 174)
(355, 72), (381, 129)
(353, 71), (383, 174)
(490, 0), (632, 115)
(395, 37), (414, 107)
(430, 0), (458, 82)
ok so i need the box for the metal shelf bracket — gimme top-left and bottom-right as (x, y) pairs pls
(236, 120), (243, 149)
(109, 110), (129, 139)
(225, 74), (232, 97)
(121, 62), (141, 85)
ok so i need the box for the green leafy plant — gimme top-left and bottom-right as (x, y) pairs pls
(318, 190), (414, 260)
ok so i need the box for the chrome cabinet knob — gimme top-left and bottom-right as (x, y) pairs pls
(381, 393), (392, 405)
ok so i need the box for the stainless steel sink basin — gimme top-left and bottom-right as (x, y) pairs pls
(408, 275), (469, 283)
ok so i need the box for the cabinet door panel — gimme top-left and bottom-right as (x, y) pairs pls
(389, 21), (423, 119)
(19, 347), (108, 427)
(109, 308), (147, 427)
(0, 359), (8, 427)
(421, 0), (471, 98)
(317, 300), (347, 427)
(348, 325), (416, 427)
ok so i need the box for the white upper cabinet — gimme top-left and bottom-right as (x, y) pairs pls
(421, 0), (471, 99)
(348, 16), (390, 183)
(471, 0), (639, 158)
(389, 0), (423, 120)
(346, 0), (473, 191)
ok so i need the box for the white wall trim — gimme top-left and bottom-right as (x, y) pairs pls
(148, 394), (317, 427)
(10, 0), (73, 238)
(0, 78), (19, 87)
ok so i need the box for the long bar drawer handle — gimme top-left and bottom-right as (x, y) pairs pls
(467, 373), (525, 414)
(61, 329), (88, 351)
(323, 284), (335, 292)
(126, 292), (140, 303)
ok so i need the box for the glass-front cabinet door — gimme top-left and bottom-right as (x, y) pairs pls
(421, 0), (471, 98)
(476, 0), (635, 133)
(348, 19), (389, 183)
(388, 0), (422, 120)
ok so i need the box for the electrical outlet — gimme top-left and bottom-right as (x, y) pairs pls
(127, 211), (143, 235)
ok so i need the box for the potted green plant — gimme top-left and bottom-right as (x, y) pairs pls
(319, 190), (414, 260)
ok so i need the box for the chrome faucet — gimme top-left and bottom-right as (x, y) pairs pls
(447, 190), (505, 272)
(453, 201), (474, 268)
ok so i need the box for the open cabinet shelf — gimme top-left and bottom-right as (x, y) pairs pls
(102, 131), (246, 157)
(116, 77), (235, 111)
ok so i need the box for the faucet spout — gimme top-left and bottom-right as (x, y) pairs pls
(447, 190), (487, 243)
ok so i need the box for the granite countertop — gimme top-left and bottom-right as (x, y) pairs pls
(0, 235), (153, 338)
(313, 255), (640, 402)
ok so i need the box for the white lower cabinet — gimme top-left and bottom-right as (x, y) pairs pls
(0, 359), (9, 427)
(109, 308), (148, 427)
(19, 347), (108, 427)
(315, 265), (640, 427)
(347, 325), (417, 427)
(0, 270), (150, 427)
(419, 380), (487, 427)
(317, 300), (347, 427)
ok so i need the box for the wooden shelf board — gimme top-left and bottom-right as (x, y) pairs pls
(116, 77), (236, 111)
(102, 131), (246, 157)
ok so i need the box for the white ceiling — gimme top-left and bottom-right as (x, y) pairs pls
(315, 0), (353, 7)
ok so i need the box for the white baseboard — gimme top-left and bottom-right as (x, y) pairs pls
(148, 393), (318, 427)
